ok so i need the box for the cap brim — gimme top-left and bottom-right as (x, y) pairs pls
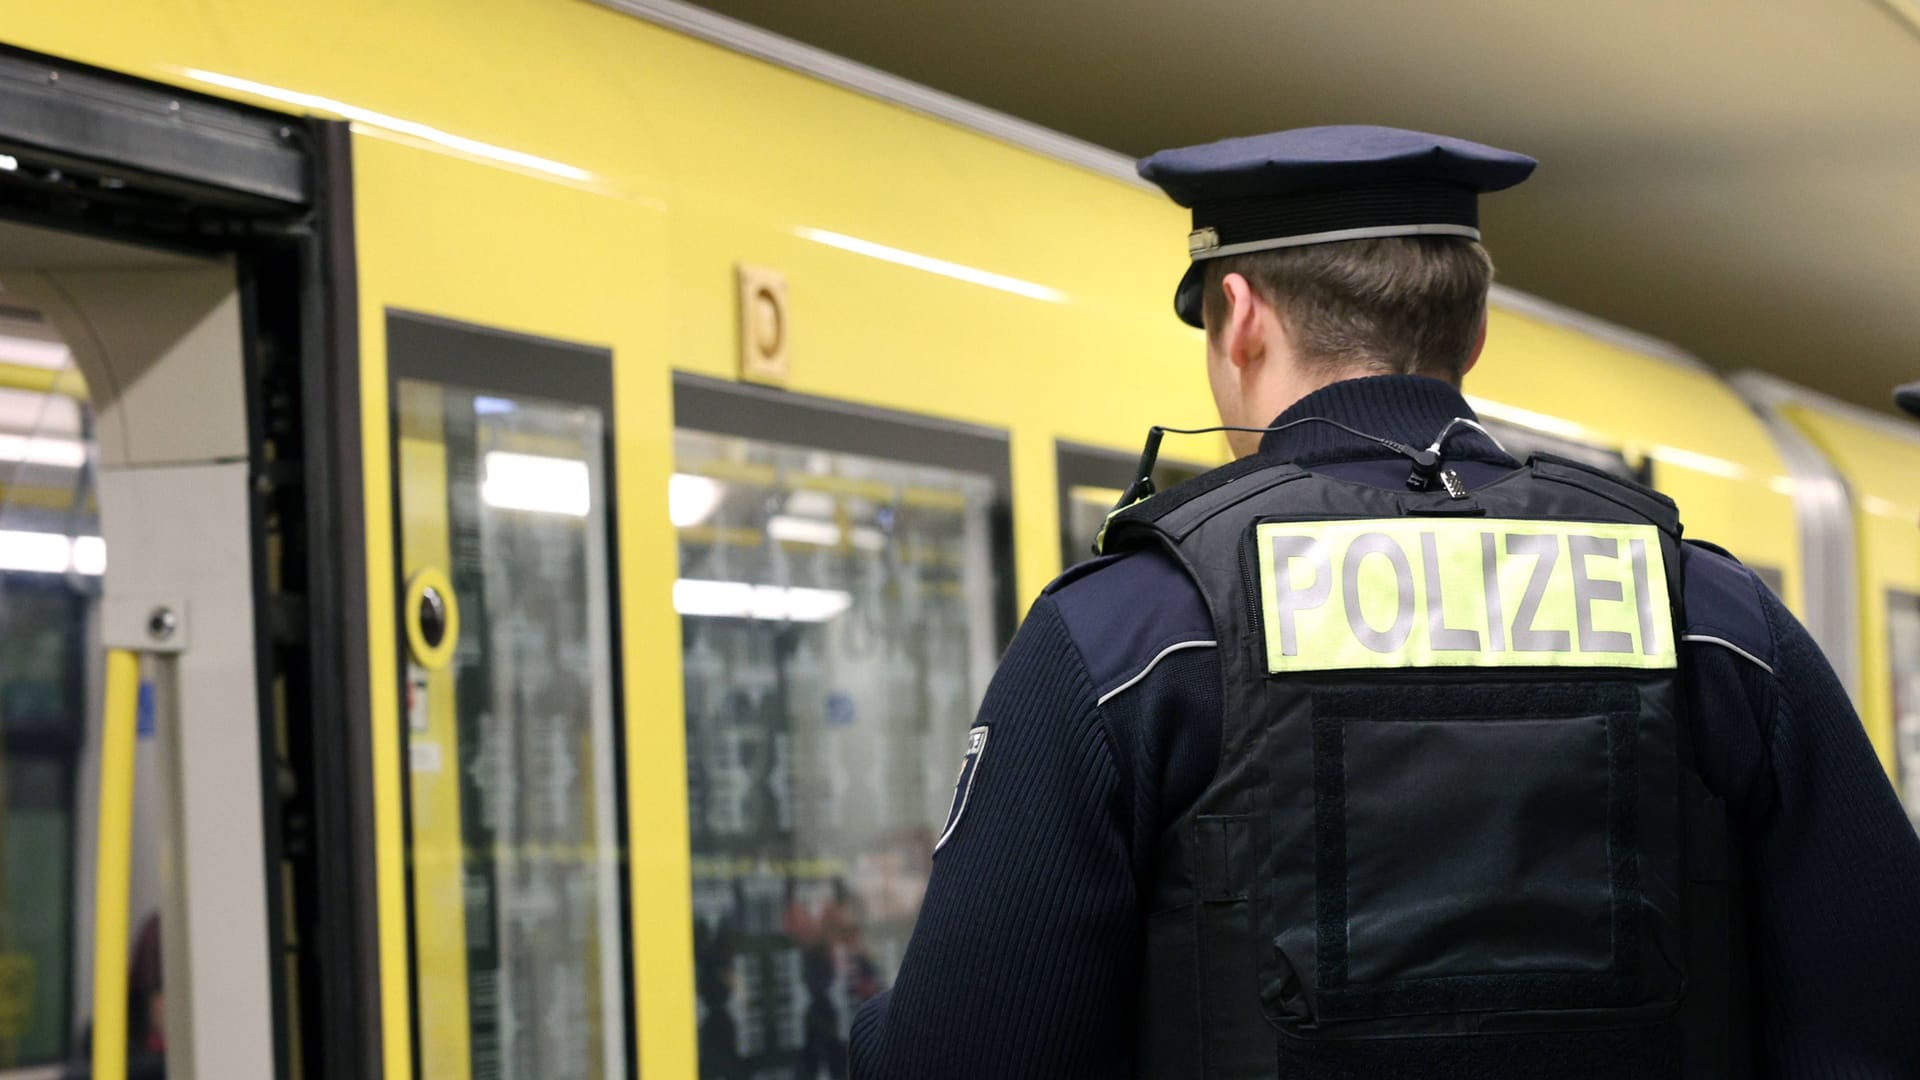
(1897, 380), (1920, 419)
(1175, 262), (1205, 328)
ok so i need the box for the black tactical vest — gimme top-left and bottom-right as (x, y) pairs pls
(1103, 453), (1744, 1079)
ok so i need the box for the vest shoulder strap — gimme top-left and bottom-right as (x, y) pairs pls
(1106, 450), (1681, 558)
(1526, 452), (1682, 538)
(1102, 458), (1309, 552)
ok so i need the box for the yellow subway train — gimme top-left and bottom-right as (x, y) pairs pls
(0, 2), (1912, 1078)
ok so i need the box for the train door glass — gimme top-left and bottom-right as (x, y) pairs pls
(1886, 589), (1920, 831)
(1483, 418), (1802, 605)
(1477, 418), (1649, 486)
(1055, 441), (1207, 567)
(390, 315), (630, 1080)
(0, 301), (125, 1074)
(1483, 419), (1802, 600)
(672, 376), (1011, 1078)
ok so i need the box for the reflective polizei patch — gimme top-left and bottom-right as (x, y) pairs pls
(934, 725), (990, 853)
(1256, 518), (1676, 673)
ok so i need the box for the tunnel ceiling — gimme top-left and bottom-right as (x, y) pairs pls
(690, 0), (1920, 413)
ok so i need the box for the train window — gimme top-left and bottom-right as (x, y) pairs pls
(390, 315), (631, 1079)
(1485, 419), (1798, 602)
(1056, 440), (1208, 568)
(1478, 418), (1650, 486)
(0, 305), (118, 1071)
(1886, 590), (1920, 831)
(672, 374), (1012, 1078)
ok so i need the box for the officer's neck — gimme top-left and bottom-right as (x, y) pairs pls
(1253, 373), (1508, 467)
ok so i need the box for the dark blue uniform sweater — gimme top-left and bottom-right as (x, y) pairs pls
(850, 375), (1920, 1078)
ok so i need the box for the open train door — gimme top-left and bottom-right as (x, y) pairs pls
(0, 48), (377, 1080)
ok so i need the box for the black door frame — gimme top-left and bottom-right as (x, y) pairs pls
(0, 44), (379, 1080)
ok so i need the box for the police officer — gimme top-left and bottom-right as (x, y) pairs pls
(848, 126), (1920, 1078)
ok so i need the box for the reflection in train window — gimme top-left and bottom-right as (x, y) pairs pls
(392, 316), (629, 1080)
(1055, 441), (1208, 567)
(0, 307), (116, 1071)
(673, 381), (1009, 1078)
(1477, 418), (1650, 486)
(1887, 590), (1920, 831)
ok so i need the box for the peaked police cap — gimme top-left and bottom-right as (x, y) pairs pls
(1137, 125), (1536, 327)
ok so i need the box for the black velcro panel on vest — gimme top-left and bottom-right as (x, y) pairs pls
(1305, 681), (1650, 1022)
(1273, 1025), (1681, 1079)
(1105, 458), (1309, 545)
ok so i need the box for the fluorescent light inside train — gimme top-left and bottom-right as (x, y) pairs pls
(481, 452), (591, 517)
(0, 333), (73, 370)
(673, 579), (852, 622)
(795, 227), (1068, 304)
(0, 530), (104, 575)
(669, 473), (723, 528)
(182, 70), (594, 183)
(72, 536), (105, 575)
(0, 433), (87, 468)
(765, 514), (887, 551)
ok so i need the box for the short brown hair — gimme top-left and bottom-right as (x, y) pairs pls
(1201, 236), (1494, 383)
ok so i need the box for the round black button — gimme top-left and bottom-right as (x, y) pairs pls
(418, 585), (448, 650)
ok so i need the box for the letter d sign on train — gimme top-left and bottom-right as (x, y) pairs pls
(1255, 519), (1676, 674)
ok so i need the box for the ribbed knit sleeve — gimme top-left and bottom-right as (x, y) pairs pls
(849, 596), (1136, 1079)
(1749, 591), (1920, 1077)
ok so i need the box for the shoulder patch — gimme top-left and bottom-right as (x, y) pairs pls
(1044, 552), (1126, 595)
(1679, 542), (1776, 673)
(1049, 548), (1214, 699)
(934, 725), (989, 854)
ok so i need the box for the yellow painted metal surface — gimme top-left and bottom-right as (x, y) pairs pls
(1777, 404), (1920, 776)
(363, 319), (410, 1080)
(88, 649), (140, 1080)
(350, 133), (687, 1074)
(395, 384), (473, 1080)
(0, 4), (1814, 1077)
(1474, 306), (1801, 606)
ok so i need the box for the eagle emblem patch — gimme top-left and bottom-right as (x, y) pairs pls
(935, 725), (990, 853)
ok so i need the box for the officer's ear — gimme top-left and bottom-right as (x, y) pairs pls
(1219, 272), (1267, 371)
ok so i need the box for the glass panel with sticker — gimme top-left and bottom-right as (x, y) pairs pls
(391, 315), (631, 1080)
(1055, 440), (1209, 569)
(673, 376), (1011, 1078)
(1887, 589), (1920, 832)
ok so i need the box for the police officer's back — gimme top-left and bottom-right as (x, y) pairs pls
(848, 127), (1920, 1079)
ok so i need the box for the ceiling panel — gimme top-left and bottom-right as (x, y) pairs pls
(691, 0), (1920, 411)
